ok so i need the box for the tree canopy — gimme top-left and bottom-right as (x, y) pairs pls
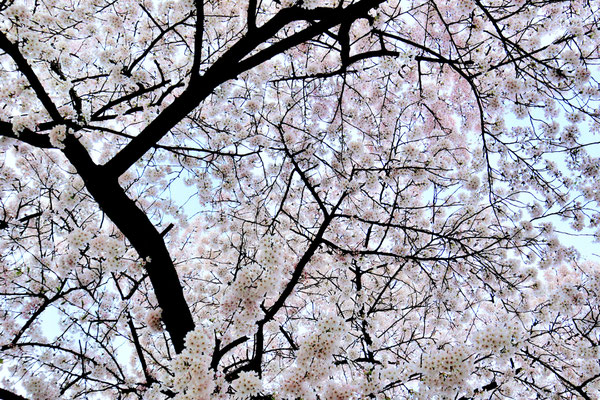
(1, 0), (600, 398)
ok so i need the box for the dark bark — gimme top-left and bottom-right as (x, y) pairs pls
(0, 388), (29, 400)
(61, 136), (195, 353)
(0, 0), (389, 359)
(105, 0), (386, 178)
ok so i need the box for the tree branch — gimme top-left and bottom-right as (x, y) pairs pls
(190, 0), (205, 81)
(247, 0), (257, 31)
(0, 388), (29, 400)
(104, 0), (386, 178)
(61, 135), (195, 353)
(0, 121), (54, 148)
(0, 32), (62, 122)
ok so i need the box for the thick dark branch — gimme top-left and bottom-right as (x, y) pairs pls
(104, 0), (385, 178)
(0, 32), (62, 122)
(0, 121), (54, 148)
(339, 20), (351, 67)
(0, 388), (29, 400)
(103, 86), (206, 177)
(190, 0), (204, 81)
(61, 135), (194, 353)
(248, 0), (257, 31)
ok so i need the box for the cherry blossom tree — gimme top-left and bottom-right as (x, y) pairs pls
(1, 0), (600, 398)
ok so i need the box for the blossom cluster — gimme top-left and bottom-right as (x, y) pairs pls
(276, 316), (347, 399)
(67, 228), (93, 249)
(22, 374), (59, 400)
(472, 320), (523, 353)
(231, 371), (262, 399)
(145, 308), (162, 332)
(171, 327), (216, 399)
(420, 344), (473, 393)
(1, 0), (600, 399)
